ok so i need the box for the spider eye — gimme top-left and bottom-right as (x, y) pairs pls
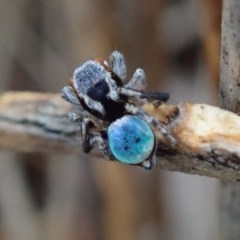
(87, 79), (109, 101)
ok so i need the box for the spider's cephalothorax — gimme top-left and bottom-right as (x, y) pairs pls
(61, 51), (173, 169)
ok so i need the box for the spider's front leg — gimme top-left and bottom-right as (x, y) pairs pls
(67, 111), (94, 153)
(88, 131), (113, 160)
(61, 85), (80, 106)
(125, 103), (176, 146)
(119, 68), (169, 102)
(109, 51), (127, 81)
(69, 112), (112, 159)
(79, 118), (96, 153)
(109, 51), (147, 91)
(125, 68), (147, 91)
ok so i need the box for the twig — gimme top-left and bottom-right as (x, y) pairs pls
(1, 91), (240, 181)
(0, 91), (80, 154)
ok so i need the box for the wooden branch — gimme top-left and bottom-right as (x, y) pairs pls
(1, 91), (240, 181)
(0, 92), (80, 154)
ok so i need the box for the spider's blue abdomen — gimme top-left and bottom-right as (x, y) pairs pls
(108, 115), (155, 164)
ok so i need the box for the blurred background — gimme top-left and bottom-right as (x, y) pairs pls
(0, 0), (222, 239)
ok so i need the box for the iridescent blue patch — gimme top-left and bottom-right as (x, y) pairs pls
(107, 115), (155, 164)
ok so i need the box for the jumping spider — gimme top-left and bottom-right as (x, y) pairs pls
(61, 51), (173, 169)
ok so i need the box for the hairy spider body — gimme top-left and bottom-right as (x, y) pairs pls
(70, 81), (127, 122)
(61, 51), (172, 169)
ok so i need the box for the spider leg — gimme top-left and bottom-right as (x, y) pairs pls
(67, 111), (83, 122)
(122, 67), (169, 101)
(136, 142), (156, 170)
(125, 103), (176, 146)
(119, 87), (169, 102)
(140, 91), (169, 101)
(88, 132), (112, 160)
(84, 130), (112, 160)
(140, 156), (155, 170)
(118, 68), (169, 102)
(66, 111), (97, 153)
(79, 118), (100, 154)
(125, 68), (147, 91)
(61, 85), (80, 105)
(109, 51), (127, 80)
(73, 117), (111, 159)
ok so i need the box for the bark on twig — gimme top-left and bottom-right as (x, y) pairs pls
(1, 91), (240, 181)
(0, 92), (80, 154)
